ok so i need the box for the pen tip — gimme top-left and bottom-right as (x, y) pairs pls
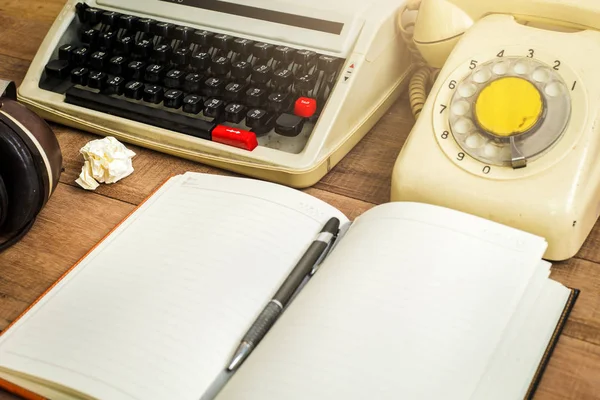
(227, 342), (252, 371)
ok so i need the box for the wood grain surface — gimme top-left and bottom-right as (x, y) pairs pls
(0, 1), (599, 399)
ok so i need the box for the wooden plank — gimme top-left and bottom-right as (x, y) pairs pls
(535, 336), (600, 399)
(315, 95), (416, 205)
(0, 0), (66, 22)
(52, 124), (377, 220)
(0, 54), (33, 85)
(0, 13), (53, 61)
(550, 258), (600, 345)
(0, 183), (134, 332)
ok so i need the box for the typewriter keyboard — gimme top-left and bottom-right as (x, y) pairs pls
(40, 3), (344, 152)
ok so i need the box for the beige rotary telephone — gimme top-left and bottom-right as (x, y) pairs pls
(391, 0), (600, 260)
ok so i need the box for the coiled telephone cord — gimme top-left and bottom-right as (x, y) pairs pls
(399, 0), (440, 119)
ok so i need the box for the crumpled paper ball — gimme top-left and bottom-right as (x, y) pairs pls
(75, 137), (136, 191)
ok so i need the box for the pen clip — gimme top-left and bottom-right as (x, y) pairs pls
(310, 231), (338, 276)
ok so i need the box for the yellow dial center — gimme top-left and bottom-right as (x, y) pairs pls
(474, 77), (544, 137)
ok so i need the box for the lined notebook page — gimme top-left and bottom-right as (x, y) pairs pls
(216, 202), (550, 400)
(0, 172), (348, 400)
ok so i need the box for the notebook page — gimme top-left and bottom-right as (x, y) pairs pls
(216, 202), (547, 400)
(0, 172), (348, 400)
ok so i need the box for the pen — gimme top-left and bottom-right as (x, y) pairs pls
(227, 217), (341, 371)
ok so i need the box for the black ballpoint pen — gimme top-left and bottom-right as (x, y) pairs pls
(227, 217), (341, 371)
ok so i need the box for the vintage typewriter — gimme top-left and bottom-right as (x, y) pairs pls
(18, 0), (414, 187)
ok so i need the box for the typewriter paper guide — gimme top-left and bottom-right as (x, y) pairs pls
(93, 0), (397, 55)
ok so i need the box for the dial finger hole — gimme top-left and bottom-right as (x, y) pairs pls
(532, 67), (550, 83)
(458, 82), (477, 98)
(483, 143), (501, 158)
(453, 118), (474, 135)
(451, 100), (470, 116)
(492, 61), (510, 75)
(513, 61), (530, 75)
(473, 68), (492, 83)
(465, 134), (484, 148)
(544, 81), (563, 97)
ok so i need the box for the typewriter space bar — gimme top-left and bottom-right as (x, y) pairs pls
(65, 87), (215, 140)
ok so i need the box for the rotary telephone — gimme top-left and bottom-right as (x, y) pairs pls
(391, 0), (600, 260)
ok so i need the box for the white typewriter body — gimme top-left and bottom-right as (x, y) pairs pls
(18, 0), (414, 187)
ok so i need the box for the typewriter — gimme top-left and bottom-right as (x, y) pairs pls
(18, 0), (414, 187)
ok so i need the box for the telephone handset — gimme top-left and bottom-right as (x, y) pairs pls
(391, 0), (600, 260)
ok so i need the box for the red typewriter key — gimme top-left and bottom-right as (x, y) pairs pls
(212, 125), (258, 151)
(294, 97), (317, 118)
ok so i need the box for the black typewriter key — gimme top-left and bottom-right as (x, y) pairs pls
(90, 51), (109, 71)
(165, 69), (185, 88)
(246, 87), (268, 108)
(152, 22), (174, 38)
(204, 77), (225, 97)
(99, 31), (117, 51)
(192, 52), (211, 70)
(119, 15), (138, 30)
(182, 94), (203, 114)
(213, 34), (233, 52)
(108, 56), (128, 75)
(224, 82), (247, 102)
(272, 68), (293, 88)
(134, 39), (153, 58)
(124, 81), (144, 100)
(268, 92), (291, 113)
(127, 61), (146, 80)
(232, 38), (254, 56)
(192, 30), (213, 47)
(246, 108), (272, 133)
(143, 84), (164, 104)
(106, 76), (126, 95)
(295, 50), (317, 67)
(135, 18), (156, 34)
(82, 28), (100, 46)
(231, 61), (252, 80)
(273, 46), (296, 64)
(225, 103), (247, 123)
(152, 44), (172, 63)
(252, 43), (274, 60)
(72, 47), (91, 66)
(172, 48), (192, 66)
(173, 26), (195, 42)
(45, 60), (71, 79)
(317, 55), (340, 73)
(184, 73), (204, 93)
(76, 2), (88, 23)
(275, 113), (305, 137)
(164, 89), (185, 109)
(295, 73), (317, 92)
(59, 44), (75, 62)
(88, 71), (108, 90)
(116, 35), (134, 54)
(251, 64), (272, 85)
(212, 56), (231, 76)
(85, 8), (103, 25)
(71, 67), (89, 86)
(145, 64), (165, 83)
(102, 11), (120, 28)
(204, 98), (226, 119)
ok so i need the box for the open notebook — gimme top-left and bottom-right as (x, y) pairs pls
(0, 172), (578, 400)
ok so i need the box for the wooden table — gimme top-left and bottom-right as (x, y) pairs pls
(1, 1), (599, 398)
